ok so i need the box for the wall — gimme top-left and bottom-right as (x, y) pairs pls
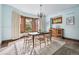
(1, 4), (38, 41)
(46, 6), (79, 40)
(39, 16), (46, 32)
(2, 5), (12, 40)
(0, 5), (2, 43)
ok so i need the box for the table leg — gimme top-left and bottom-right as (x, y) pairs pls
(30, 35), (35, 55)
(33, 35), (34, 48)
(50, 33), (52, 42)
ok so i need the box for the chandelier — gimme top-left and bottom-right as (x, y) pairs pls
(37, 4), (45, 18)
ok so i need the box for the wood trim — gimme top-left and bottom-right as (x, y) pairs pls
(32, 19), (37, 32)
(20, 16), (26, 33)
(20, 15), (38, 19)
(63, 37), (79, 42)
(1, 35), (26, 46)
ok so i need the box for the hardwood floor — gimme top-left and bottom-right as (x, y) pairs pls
(1, 40), (17, 48)
(52, 37), (79, 55)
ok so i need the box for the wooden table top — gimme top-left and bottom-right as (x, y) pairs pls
(28, 32), (49, 36)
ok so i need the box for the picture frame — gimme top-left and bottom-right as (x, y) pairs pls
(66, 16), (75, 25)
(52, 16), (62, 24)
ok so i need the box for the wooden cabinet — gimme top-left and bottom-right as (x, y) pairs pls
(50, 28), (64, 38)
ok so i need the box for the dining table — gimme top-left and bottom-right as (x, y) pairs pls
(28, 32), (51, 54)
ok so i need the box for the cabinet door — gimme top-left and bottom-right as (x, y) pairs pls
(52, 28), (64, 37)
(52, 29), (57, 37)
(57, 29), (63, 37)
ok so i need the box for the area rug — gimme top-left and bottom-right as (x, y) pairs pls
(32, 39), (65, 55)
(0, 38), (65, 55)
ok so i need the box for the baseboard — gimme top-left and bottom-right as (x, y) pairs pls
(1, 35), (25, 45)
(63, 37), (79, 42)
(2, 39), (15, 44)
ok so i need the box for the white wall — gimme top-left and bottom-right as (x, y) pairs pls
(46, 6), (79, 40)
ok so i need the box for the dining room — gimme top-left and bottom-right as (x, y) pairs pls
(0, 4), (79, 55)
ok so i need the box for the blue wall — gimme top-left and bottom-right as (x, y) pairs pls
(1, 4), (37, 41)
(0, 5), (2, 41)
(1, 4), (79, 40)
(2, 5), (12, 40)
(46, 6), (79, 40)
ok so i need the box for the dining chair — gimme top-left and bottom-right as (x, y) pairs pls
(11, 39), (25, 55)
(34, 35), (39, 47)
(8, 37), (32, 55)
(45, 33), (51, 45)
(38, 35), (46, 49)
(23, 35), (33, 55)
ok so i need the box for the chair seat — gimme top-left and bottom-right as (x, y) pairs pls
(38, 38), (45, 41)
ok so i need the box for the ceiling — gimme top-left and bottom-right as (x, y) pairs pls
(9, 4), (79, 16)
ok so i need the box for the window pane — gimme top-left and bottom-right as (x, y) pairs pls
(25, 18), (32, 32)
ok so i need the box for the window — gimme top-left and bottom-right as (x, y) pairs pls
(20, 16), (39, 33)
(25, 18), (32, 32)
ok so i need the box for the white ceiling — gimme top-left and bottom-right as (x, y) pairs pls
(9, 4), (79, 16)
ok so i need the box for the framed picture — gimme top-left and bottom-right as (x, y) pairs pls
(66, 16), (75, 25)
(52, 16), (62, 24)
